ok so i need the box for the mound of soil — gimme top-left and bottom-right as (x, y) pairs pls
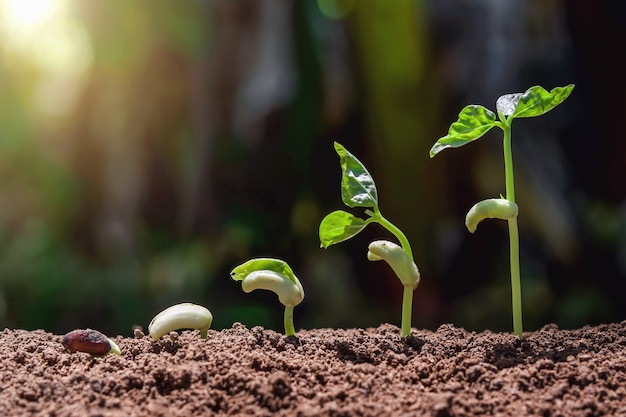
(1, 322), (625, 416)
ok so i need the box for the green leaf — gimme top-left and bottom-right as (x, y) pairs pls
(334, 142), (378, 208)
(497, 84), (574, 119)
(429, 105), (497, 157)
(230, 258), (297, 285)
(319, 210), (367, 248)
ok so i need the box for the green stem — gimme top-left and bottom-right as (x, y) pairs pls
(502, 120), (523, 337)
(401, 285), (413, 337)
(368, 207), (414, 260)
(508, 217), (523, 337)
(284, 305), (296, 336)
(367, 206), (415, 337)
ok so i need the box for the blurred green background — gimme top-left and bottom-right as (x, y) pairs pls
(0, 0), (624, 336)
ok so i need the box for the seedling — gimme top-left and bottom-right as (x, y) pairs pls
(319, 142), (420, 337)
(430, 84), (574, 337)
(148, 302), (213, 340)
(62, 329), (121, 356)
(230, 258), (304, 337)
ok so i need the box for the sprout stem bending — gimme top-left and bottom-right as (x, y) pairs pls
(501, 119), (523, 337)
(366, 207), (414, 260)
(231, 258), (304, 336)
(320, 142), (422, 337)
(366, 208), (417, 337)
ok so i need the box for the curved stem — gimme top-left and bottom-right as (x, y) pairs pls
(284, 306), (296, 336)
(367, 206), (416, 337)
(370, 207), (414, 261)
(502, 120), (523, 337)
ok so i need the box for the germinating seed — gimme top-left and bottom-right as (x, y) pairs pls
(61, 329), (120, 356)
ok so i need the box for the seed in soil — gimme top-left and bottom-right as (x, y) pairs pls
(148, 302), (213, 340)
(61, 329), (121, 356)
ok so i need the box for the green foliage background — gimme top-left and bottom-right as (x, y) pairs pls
(0, 0), (623, 336)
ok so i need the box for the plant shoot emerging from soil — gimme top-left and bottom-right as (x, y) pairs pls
(230, 258), (304, 337)
(148, 303), (213, 340)
(430, 84), (574, 337)
(319, 142), (420, 337)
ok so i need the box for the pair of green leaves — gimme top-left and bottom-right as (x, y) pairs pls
(231, 258), (298, 286)
(319, 142), (378, 249)
(429, 84), (574, 157)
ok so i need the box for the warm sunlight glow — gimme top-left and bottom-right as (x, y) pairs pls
(1, 0), (92, 74)
(33, 22), (92, 76)
(0, 0), (92, 116)
(0, 0), (66, 49)
(2, 0), (60, 30)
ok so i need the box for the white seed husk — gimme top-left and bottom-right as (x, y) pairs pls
(465, 198), (518, 233)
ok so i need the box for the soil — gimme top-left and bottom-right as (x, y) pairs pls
(1, 322), (625, 417)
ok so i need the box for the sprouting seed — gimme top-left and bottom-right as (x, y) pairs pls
(61, 329), (121, 356)
(148, 302), (213, 340)
(230, 258), (304, 337)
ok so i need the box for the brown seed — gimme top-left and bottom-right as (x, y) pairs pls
(62, 329), (113, 356)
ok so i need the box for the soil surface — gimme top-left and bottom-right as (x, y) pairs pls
(1, 322), (625, 416)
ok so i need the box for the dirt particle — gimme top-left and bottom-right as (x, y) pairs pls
(270, 372), (292, 397)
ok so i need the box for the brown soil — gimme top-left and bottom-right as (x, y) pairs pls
(1, 322), (625, 416)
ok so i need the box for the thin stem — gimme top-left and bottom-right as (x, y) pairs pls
(371, 207), (414, 261)
(401, 285), (413, 337)
(502, 120), (523, 337)
(368, 206), (416, 337)
(508, 217), (523, 336)
(503, 121), (516, 203)
(284, 306), (296, 336)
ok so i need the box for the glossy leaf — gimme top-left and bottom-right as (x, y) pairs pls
(319, 210), (367, 248)
(230, 258), (298, 285)
(334, 142), (378, 208)
(497, 84), (574, 119)
(429, 105), (497, 157)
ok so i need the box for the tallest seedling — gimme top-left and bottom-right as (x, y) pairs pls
(430, 84), (574, 337)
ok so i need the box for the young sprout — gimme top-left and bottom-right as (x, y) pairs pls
(148, 303), (213, 340)
(319, 142), (421, 337)
(230, 258), (304, 337)
(430, 84), (574, 337)
(62, 329), (121, 356)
